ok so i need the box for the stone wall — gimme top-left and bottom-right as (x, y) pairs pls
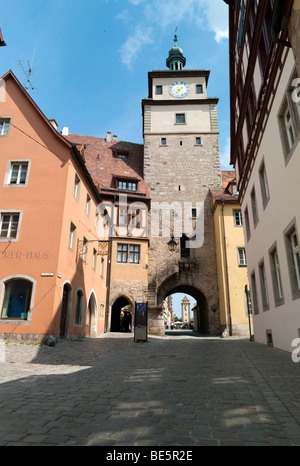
(144, 132), (222, 335)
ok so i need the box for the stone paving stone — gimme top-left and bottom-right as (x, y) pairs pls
(2, 333), (300, 446)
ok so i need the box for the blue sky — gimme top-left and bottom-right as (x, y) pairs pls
(1, 0), (231, 319)
(1, 0), (231, 170)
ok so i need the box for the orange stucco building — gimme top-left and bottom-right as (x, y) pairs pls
(0, 71), (107, 342)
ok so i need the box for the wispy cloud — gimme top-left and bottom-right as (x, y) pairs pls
(118, 0), (228, 69)
(128, 0), (147, 4)
(200, 0), (229, 43)
(119, 25), (154, 70)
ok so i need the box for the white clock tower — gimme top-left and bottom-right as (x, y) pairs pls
(181, 296), (191, 326)
(142, 35), (222, 336)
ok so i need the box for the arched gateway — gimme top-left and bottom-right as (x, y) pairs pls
(147, 270), (221, 336)
(110, 296), (133, 333)
(158, 284), (209, 334)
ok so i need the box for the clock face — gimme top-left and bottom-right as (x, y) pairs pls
(169, 81), (190, 98)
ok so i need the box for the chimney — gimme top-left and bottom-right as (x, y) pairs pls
(106, 131), (112, 143)
(113, 135), (118, 141)
(62, 127), (69, 136)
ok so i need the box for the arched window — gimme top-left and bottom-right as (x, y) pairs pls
(74, 289), (84, 325)
(1, 279), (32, 320)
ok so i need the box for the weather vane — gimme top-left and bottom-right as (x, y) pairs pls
(174, 27), (178, 45)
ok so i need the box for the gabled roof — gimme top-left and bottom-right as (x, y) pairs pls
(182, 295), (190, 302)
(1, 70), (73, 148)
(1, 70), (102, 203)
(221, 170), (236, 189)
(66, 134), (150, 199)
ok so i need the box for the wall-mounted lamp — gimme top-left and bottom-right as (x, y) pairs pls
(167, 236), (178, 252)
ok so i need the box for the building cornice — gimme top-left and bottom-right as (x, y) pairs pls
(142, 98), (219, 107)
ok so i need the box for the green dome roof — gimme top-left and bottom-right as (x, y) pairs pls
(168, 44), (184, 56)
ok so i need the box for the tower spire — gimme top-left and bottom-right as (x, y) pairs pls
(166, 29), (186, 70)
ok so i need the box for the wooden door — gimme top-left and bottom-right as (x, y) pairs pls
(60, 289), (68, 337)
(86, 302), (91, 336)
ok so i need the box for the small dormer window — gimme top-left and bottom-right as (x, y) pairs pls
(128, 182), (137, 192)
(118, 181), (127, 190)
(117, 153), (127, 160)
(114, 149), (129, 160)
(233, 184), (239, 195)
(118, 180), (137, 192)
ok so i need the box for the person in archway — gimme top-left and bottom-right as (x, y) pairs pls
(123, 311), (131, 332)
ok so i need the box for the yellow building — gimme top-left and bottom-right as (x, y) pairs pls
(211, 171), (252, 337)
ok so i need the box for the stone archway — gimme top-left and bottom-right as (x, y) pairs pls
(158, 283), (209, 334)
(110, 296), (133, 332)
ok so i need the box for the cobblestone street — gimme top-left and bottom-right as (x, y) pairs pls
(1, 332), (300, 446)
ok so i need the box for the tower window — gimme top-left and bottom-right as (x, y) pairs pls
(196, 84), (203, 94)
(195, 137), (202, 145)
(161, 138), (167, 146)
(176, 114), (186, 124)
(156, 85), (163, 95)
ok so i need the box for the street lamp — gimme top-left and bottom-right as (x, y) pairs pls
(167, 236), (178, 252)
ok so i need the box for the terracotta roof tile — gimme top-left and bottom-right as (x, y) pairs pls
(221, 170), (236, 188)
(66, 134), (150, 199)
(210, 188), (239, 203)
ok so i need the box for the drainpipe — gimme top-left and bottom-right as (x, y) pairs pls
(104, 236), (113, 333)
(222, 202), (233, 336)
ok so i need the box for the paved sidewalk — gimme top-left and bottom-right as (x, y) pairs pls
(1, 332), (300, 446)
